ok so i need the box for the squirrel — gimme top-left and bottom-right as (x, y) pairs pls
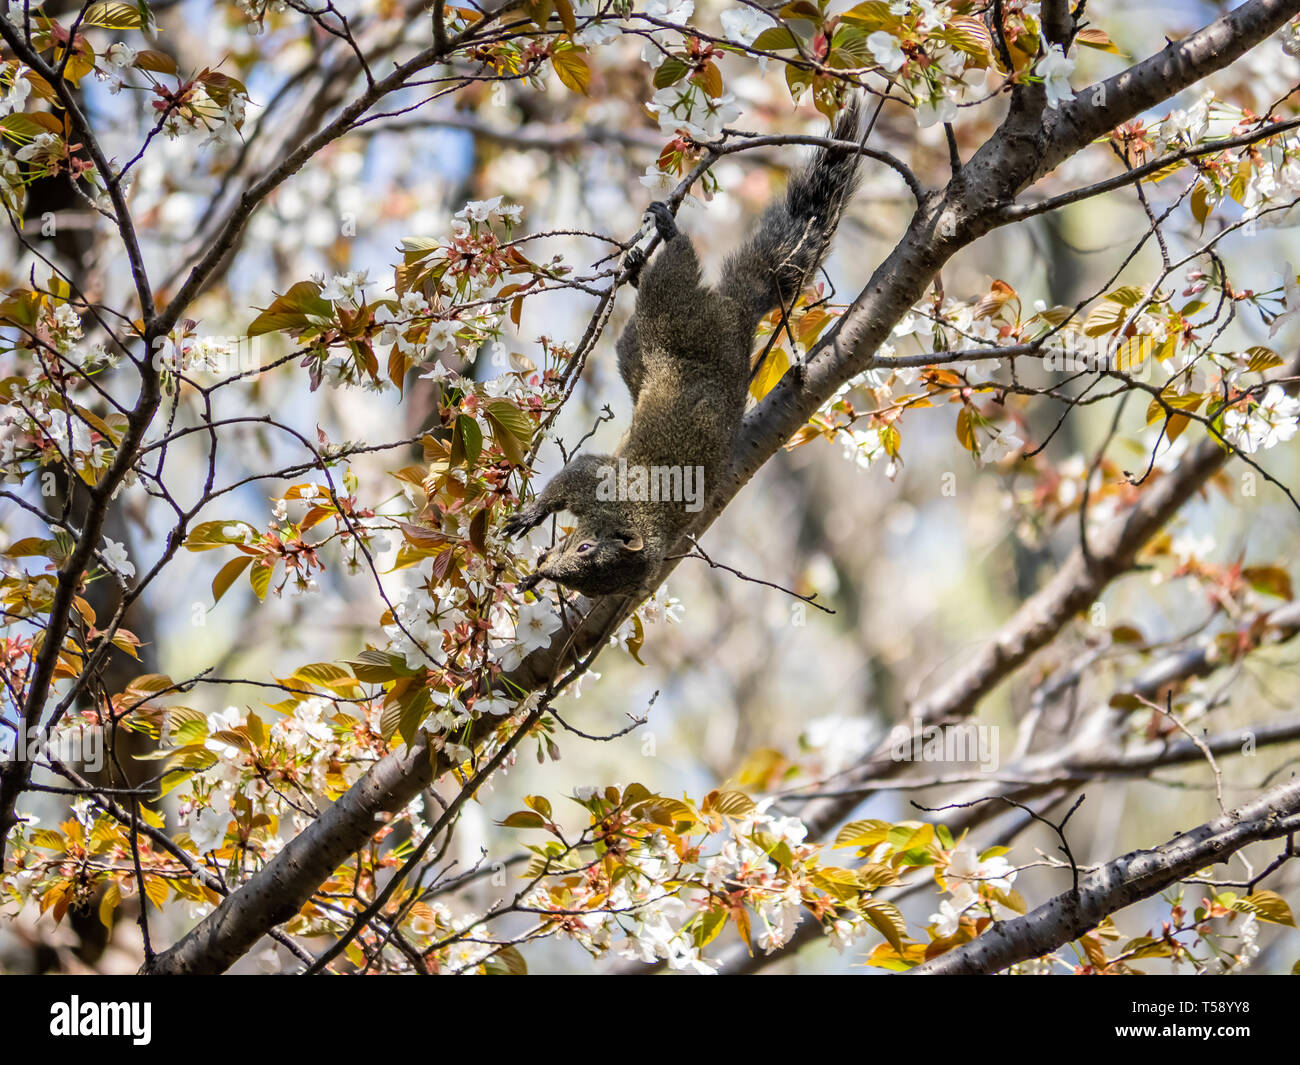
(503, 102), (863, 598)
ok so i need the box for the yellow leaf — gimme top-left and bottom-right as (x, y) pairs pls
(83, 1), (149, 28)
(1237, 889), (1295, 926)
(1073, 27), (1122, 53)
(98, 881), (122, 929)
(704, 790), (756, 817)
(552, 48), (590, 95)
(1245, 345), (1283, 373)
(554, 0), (576, 35)
(955, 407), (977, 451)
(1114, 336), (1153, 372)
(1191, 182), (1212, 226)
(249, 561), (273, 601)
(864, 940), (926, 971)
(863, 898), (907, 951)
(749, 347), (790, 401)
(212, 555), (252, 604)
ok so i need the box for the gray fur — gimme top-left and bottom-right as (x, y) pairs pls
(504, 103), (863, 598)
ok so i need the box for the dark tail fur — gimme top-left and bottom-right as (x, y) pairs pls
(720, 100), (863, 333)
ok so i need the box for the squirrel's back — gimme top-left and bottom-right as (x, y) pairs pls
(619, 102), (864, 532)
(507, 102), (863, 596)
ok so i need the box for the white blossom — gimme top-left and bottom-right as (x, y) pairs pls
(867, 31), (906, 73)
(720, 6), (775, 46)
(514, 598), (562, 654)
(100, 536), (135, 579)
(0, 65), (31, 115)
(1268, 263), (1300, 338)
(1223, 384), (1300, 453)
(1038, 44), (1076, 109)
(575, 21), (620, 46)
(645, 0), (692, 23)
(319, 270), (370, 306)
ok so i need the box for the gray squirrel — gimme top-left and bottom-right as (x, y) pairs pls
(504, 102), (863, 597)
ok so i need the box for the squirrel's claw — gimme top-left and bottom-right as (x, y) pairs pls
(502, 502), (545, 538)
(644, 201), (678, 242)
(622, 245), (647, 286)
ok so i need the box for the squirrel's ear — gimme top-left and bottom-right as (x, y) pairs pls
(620, 531), (644, 552)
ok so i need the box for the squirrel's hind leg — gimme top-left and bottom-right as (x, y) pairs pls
(636, 212), (703, 319)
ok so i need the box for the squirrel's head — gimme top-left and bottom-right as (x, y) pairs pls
(522, 520), (652, 597)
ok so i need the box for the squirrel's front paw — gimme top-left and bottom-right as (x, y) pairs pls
(516, 570), (544, 592)
(644, 201), (678, 242)
(622, 245), (647, 285)
(502, 501), (546, 538)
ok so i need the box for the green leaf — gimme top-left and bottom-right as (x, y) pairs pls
(1245, 345), (1284, 373)
(707, 790), (756, 816)
(349, 649), (415, 683)
(0, 112), (64, 141)
(158, 769), (190, 797)
(693, 907), (728, 949)
(692, 61), (723, 99)
(749, 347), (789, 402)
(1191, 182), (1212, 226)
(834, 819), (891, 850)
(839, 1), (898, 31)
(553, 0), (576, 36)
(247, 281), (333, 337)
(484, 944), (528, 974)
(483, 398), (533, 440)
(500, 810), (548, 829)
(525, 0), (553, 28)
(935, 17), (992, 60)
(484, 399), (533, 466)
(1104, 285), (1146, 307)
(653, 56), (690, 88)
(1082, 301), (1126, 337)
(184, 519), (255, 551)
(524, 794), (553, 819)
(751, 26), (799, 51)
(291, 662), (357, 688)
(397, 685), (434, 747)
(451, 414), (483, 470)
(1120, 935), (1173, 959)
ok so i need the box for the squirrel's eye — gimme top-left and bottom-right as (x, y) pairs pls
(577, 542), (594, 553)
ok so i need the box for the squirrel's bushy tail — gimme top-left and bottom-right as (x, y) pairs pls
(720, 101), (863, 333)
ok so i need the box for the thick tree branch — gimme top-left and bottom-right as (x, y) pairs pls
(911, 777), (1300, 974)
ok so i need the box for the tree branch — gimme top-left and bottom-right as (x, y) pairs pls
(911, 777), (1300, 974)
